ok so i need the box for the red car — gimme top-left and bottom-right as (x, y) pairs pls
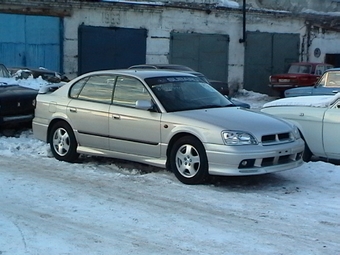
(269, 62), (333, 97)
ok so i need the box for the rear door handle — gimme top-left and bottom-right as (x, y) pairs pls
(69, 108), (77, 113)
(112, 114), (120, 120)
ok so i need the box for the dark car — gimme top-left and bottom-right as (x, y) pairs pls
(0, 64), (37, 127)
(8, 67), (70, 83)
(128, 64), (250, 108)
(269, 62), (333, 97)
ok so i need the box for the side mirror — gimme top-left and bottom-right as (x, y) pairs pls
(136, 100), (153, 110)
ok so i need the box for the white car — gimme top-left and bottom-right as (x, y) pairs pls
(33, 69), (304, 184)
(261, 93), (340, 161)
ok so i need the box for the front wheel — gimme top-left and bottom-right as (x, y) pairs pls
(49, 121), (79, 162)
(169, 136), (208, 184)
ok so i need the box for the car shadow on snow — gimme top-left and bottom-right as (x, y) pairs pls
(80, 155), (296, 190)
(205, 173), (298, 192)
(79, 155), (165, 175)
(0, 126), (32, 137)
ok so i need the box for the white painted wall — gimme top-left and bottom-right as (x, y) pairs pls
(308, 29), (340, 63)
(62, 3), (340, 89)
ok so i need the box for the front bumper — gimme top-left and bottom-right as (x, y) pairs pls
(205, 139), (305, 176)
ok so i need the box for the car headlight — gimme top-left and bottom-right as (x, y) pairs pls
(222, 131), (258, 145)
(291, 126), (301, 140)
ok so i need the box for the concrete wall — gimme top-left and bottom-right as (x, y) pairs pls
(64, 5), (244, 81)
(250, 0), (340, 12)
(62, 3), (340, 88)
(2, 0), (340, 89)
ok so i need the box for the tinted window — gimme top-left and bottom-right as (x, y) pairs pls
(146, 76), (232, 112)
(112, 76), (151, 107)
(70, 75), (116, 104)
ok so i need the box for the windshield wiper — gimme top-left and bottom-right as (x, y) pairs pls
(195, 104), (233, 110)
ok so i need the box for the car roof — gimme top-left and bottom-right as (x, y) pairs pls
(128, 64), (194, 71)
(78, 69), (198, 80)
(8, 67), (60, 74)
(323, 67), (340, 72)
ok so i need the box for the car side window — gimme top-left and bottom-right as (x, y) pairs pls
(70, 75), (116, 104)
(325, 72), (340, 87)
(112, 76), (151, 107)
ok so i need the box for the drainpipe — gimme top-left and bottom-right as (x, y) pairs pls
(306, 22), (311, 62)
(239, 0), (246, 43)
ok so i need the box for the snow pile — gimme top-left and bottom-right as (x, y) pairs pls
(216, 0), (239, 8)
(0, 84), (340, 254)
(0, 76), (50, 90)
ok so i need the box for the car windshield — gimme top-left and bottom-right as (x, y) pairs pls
(145, 76), (233, 112)
(288, 64), (312, 74)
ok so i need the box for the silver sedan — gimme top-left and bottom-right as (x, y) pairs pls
(33, 70), (304, 184)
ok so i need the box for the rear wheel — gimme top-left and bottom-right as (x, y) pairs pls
(49, 121), (79, 162)
(169, 136), (208, 184)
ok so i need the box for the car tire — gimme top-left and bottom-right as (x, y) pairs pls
(49, 121), (79, 162)
(170, 136), (208, 184)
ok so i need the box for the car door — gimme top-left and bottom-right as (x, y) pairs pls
(322, 101), (340, 159)
(67, 74), (115, 150)
(109, 76), (162, 157)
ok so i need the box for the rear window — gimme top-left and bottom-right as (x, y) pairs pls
(288, 64), (312, 74)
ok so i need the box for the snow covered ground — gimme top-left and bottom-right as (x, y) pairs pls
(0, 83), (339, 254)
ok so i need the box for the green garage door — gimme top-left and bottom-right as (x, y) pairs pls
(78, 25), (147, 75)
(244, 32), (300, 95)
(170, 32), (229, 83)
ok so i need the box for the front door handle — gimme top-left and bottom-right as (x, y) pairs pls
(112, 114), (120, 120)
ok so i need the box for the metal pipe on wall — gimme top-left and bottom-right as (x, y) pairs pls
(239, 0), (246, 43)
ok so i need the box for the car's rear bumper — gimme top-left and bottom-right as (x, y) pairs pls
(269, 84), (296, 91)
(32, 117), (49, 142)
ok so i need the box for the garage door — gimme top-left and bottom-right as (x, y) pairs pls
(170, 32), (229, 83)
(78, 25), (147, 75)
(244, 32), (300, 95)
(0, 13), (62, 71)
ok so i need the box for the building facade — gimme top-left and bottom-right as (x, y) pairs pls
(1, 0), (340, 94)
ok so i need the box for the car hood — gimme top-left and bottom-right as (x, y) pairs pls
(284, 86), (314, 97)
(164, 107), (293, 137)
(0, 85), (37, 98)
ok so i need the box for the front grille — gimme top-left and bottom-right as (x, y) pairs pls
(261, 132), (292, 145)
